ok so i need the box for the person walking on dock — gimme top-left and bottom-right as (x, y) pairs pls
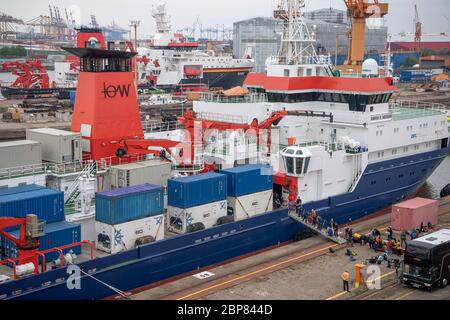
(333, 221), (339, 238)
(295, 197), (302, 217)
(348, 228), (354, 247)
(387, 226), (393, 240)
(341, 270), (350, 292)
(400, 230), (407, 248)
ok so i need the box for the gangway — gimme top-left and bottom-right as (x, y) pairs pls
(288, 211), (347, 245)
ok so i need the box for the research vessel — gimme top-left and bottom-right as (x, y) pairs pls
(0, 0), (448, 300)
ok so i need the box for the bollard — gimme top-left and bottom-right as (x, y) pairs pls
(354, 264), (367, 288)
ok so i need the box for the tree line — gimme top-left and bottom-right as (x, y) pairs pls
(0, 46), (27, 57)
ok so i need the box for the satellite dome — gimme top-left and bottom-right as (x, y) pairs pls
(362, 58), (379, 77)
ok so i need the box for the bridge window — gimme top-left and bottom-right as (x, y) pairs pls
(296, 158), (304, 174)
(303, 157), (310, 174)
(285, 157), (294, 174)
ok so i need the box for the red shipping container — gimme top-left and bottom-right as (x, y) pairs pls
(391, 198), (439, 231)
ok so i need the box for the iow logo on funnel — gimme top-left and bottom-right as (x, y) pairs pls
(102, 83), (131, 99)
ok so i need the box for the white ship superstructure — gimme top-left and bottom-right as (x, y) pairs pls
(136, 2), (254, 91)
(193, 0), (450, 218)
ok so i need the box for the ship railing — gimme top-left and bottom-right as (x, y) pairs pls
(200, 92), (268, 104)
(267, 55), (332, 66)
(279, 140), (346, 152)
(142, 120), (182, 133)
(389, 100), (447, 121)
(0, 163), (48, 180)
(197, 112), (249, 124)
(389, 100), (447, 112)
(100, 153), (149, 168)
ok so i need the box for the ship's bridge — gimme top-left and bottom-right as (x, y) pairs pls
(280, 146), (312, 177)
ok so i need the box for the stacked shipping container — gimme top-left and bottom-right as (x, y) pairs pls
(220, 165), (274, 221)
(0, 184), (81, 263)
(167, 173), (228, 234)
(95, 184), (165, 254)
(400, 70), (433, 83)
(0, 184), (64, 223)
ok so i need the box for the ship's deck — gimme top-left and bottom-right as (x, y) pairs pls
(391, 107), (444, 121)
(0, 231), (181, 283)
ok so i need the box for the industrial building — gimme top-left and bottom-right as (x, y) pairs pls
(233, 8), (388, 72)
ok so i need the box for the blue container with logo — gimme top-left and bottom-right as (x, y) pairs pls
(4, 221), (81, 263)
(220, 164), (273, 197)
(96, 184), (164, 225)
(0, 185), (64, 223)
(168, 173), (227, 209)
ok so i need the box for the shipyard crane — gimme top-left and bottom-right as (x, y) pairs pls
(1, 60), (50, 89)
(414, 4), (422, 52)
(343, 0), (389, 66)
(0, 12), (24, 39)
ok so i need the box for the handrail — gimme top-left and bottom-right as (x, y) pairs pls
(389, 100), (447, 112)
(142, 121), (182, 133)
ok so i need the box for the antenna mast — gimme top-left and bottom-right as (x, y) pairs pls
(274, 0), (318, 65)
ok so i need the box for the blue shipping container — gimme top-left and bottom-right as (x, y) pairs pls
(3, 221), (81, 263)
(168, 173), (227, 209)
(400, 69), (432, 82)
(220, 164), (273, 197)
(0, 184), (45, 197)
(96, 184), (164, 225)
(0, 186), (65, 224)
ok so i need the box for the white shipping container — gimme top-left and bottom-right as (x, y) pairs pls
(26, 128), (82, 163)
(110, 159), (172, 189)
(167, 200), (228, 234)
(0, 140), (42, 169)
(95, 215), (165, 254)
(228, 190), (273, 221)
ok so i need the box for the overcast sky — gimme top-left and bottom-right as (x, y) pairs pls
(2, 0), (449, 38)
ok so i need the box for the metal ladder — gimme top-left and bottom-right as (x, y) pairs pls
(288, 211), (347, 245)
(64, 160), (97, 207)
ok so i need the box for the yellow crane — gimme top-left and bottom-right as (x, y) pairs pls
(343, 0), (389, 67)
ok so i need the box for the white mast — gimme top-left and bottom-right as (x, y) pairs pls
(152, 1), (172, 35)
(274, 0), (319, 65)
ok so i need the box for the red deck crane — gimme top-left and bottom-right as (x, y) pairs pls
(0, 215), (43, 275)
(1, 60), (50, 89)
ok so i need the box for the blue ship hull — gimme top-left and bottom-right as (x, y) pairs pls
(0, 146), (448, 300)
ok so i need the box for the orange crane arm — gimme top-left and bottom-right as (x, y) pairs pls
(343, 0), (388, 66)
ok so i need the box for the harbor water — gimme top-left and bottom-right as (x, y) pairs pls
(417, 156), (450, 199)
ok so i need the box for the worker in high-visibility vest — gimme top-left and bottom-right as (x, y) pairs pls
(342, 271), (350, 292)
